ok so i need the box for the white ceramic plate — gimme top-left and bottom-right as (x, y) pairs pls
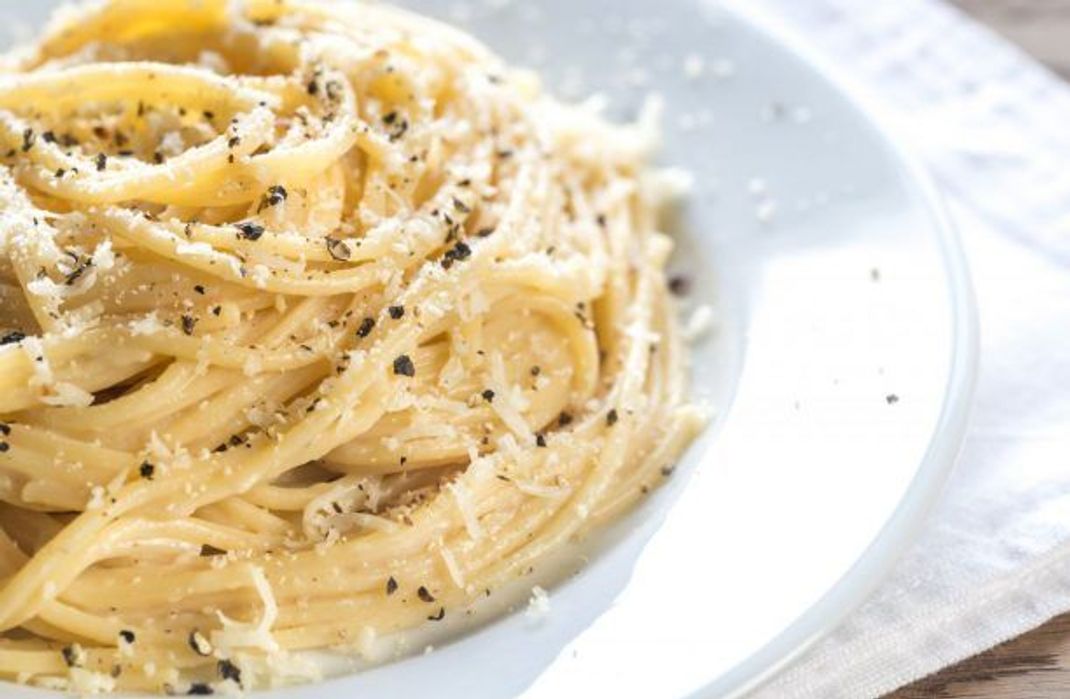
(2, 1), (977, 698)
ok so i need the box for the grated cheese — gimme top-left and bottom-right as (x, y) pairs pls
(524, 585), (551, 624)
(448, 481), (484, 541)
(211, 566), (280, 654)
(67, 668), (116, 695)
(683, 304), (716, 342)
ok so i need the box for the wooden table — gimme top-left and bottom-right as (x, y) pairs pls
(888, 1), (1069, 697)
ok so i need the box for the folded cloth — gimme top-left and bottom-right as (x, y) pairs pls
(733, 1), (1070, 697)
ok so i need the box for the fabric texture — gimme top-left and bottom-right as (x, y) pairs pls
(736, 1), (1070, 697)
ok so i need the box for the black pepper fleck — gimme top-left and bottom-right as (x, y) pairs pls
(441, 241), (472, 269)
(386, 576), (398, 595)
(139, 462), (154, 479)
(388, 305), (405, 320)
(217, 659), (241, 685)
(325, 237), (351, 261)
(668, 275), (691, 297)
(64, 257), (91, 286)
(886, 394), (900, 405)
(393, 354), (415, 377)
(481, 389), (495, 403)
(357, 317), (375, 338)
(258, 185), (288, 212)
(61, 644), (83, 668)
(417, 586), (435, 603)
(119, 630), (135, 644)
(0, 331), (26, 345)
(236, 222), (265, 241)
(606, 409), (619, 426)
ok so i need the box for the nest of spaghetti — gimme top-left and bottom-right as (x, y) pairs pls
(0, 0), (702, 693)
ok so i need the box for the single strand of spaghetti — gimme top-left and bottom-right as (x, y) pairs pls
(0, 648), (64, 676)
(0, 63), (271, 117)
(197, 498), (294, 537)
(1, 479), (86, 513)
(244, 482), (336, 512)
(0, 446), (117, 492)
(2, 425), (136, 475)
(35, 600), (139, 646)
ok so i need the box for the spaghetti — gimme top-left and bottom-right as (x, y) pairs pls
(0, 0), (704, 693)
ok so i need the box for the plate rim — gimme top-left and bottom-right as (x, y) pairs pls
(704, 3), (980, 697)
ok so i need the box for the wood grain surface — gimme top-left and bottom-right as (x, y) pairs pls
(889, 613), (1070, 697)
(886, 2), (1069, 697)
(950, 0), (1070, 77)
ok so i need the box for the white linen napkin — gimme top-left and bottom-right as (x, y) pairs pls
(734, 1), (1070, 697)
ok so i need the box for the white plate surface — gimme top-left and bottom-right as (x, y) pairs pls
(2, 1), (977, 698)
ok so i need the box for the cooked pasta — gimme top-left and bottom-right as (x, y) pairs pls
(0, 0), (704, 693)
